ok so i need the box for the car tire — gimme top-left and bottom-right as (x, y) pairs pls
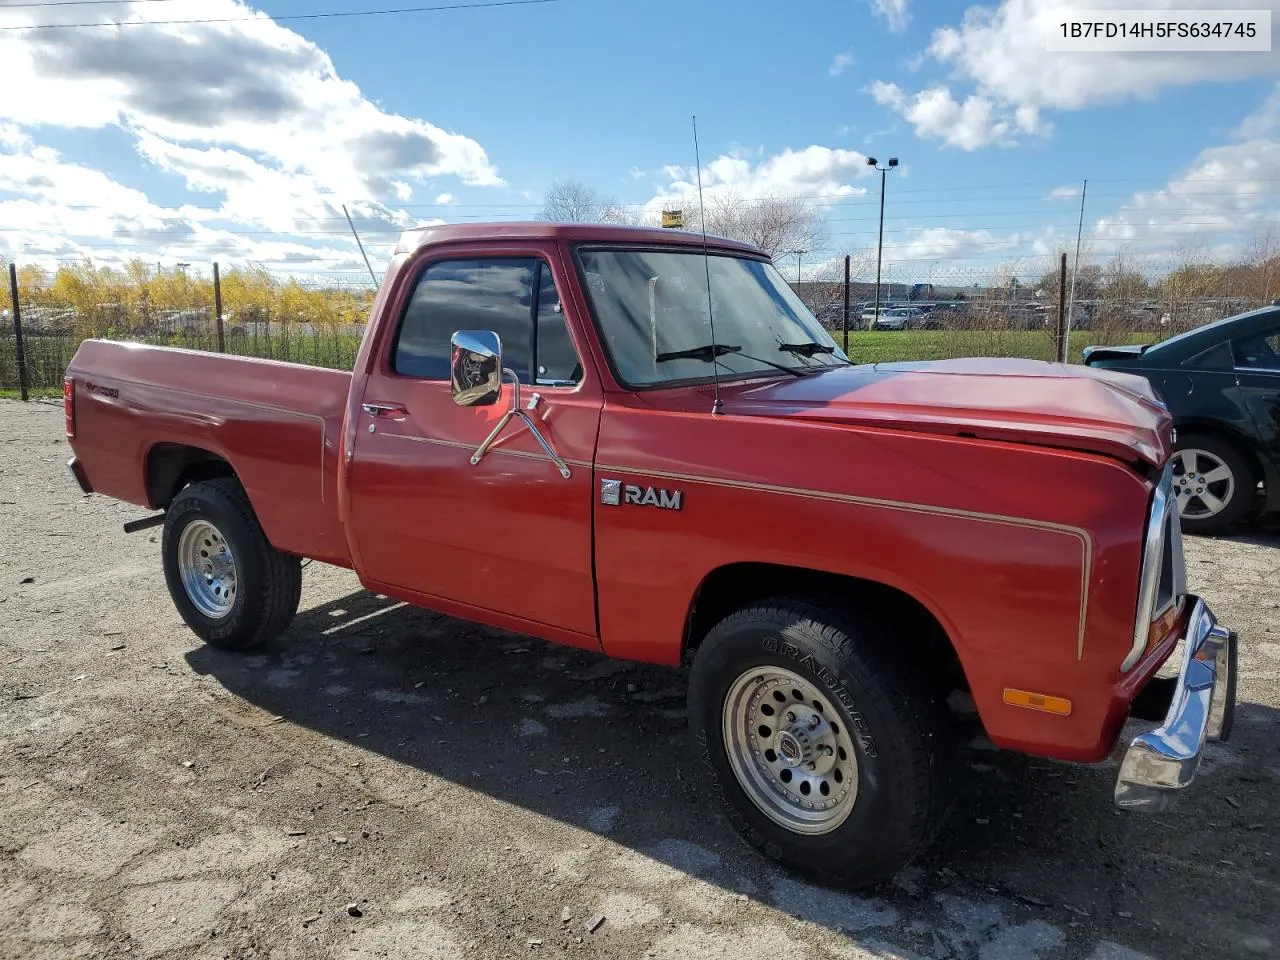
(1172, 433), (1257, 535)
(688, 598), (954, 888)
(162, 477), (302, 651)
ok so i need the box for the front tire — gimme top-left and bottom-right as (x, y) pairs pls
(162, 477), (302, 651)
(1172, 433), (1257, 535)
(689, 599), (953, 888)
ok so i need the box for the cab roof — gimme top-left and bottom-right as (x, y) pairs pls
(393, 220), (764, 258)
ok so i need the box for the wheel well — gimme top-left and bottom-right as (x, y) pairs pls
(145, 443), (236, 509)
(682, 562), (967, 692)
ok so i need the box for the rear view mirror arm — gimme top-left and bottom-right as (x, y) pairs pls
(469, 368), (572, 479)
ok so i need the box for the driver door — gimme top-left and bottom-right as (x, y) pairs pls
(345, 248), (601, 641)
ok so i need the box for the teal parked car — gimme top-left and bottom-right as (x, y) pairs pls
(1084, 306), (1280, 534)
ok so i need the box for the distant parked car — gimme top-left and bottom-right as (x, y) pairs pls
(866, 307), (928, 330)
(1083, 306), (1280, 533)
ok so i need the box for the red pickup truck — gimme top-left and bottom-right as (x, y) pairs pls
(64, 222), (1236, 887)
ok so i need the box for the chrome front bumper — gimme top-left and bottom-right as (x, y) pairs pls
(1115, 597), (1237, 812)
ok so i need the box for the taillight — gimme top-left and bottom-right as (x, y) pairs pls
(63, 377), (75, 437)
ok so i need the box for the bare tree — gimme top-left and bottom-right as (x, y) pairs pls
(1244, 226), (1280, 304)
(794, 251), (875, 328)
(539, 179), (631, 224)
(689, 191), (826, 261)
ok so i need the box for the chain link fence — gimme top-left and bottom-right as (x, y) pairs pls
(3, 255), (1277, 394)
(2, 262), (374, 395)
(792, 257), (1278, 364)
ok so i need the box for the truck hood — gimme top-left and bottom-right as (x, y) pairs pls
(730, 357), (1172, 467)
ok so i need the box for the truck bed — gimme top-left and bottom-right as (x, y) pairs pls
(66, 341), (353, 566)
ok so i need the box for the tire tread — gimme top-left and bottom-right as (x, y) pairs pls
(164, 477), (302, 651)
(690, 596), (954, 886)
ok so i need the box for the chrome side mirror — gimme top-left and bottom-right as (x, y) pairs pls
(450, 330), (502, 407)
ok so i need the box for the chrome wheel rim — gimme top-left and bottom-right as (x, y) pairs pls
(177, 520), (237, 619)
(722, 666), (860, 835)
(1172, 448), (1235, 520)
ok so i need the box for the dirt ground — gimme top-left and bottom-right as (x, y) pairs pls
(1, 398), (1277, 960)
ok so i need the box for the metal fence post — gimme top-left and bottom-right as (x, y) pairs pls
(8, 262), (29, 401)
(213, 262), (225, 352)
(1056, 253), (1068, 363)
(842, 254), (851, 354)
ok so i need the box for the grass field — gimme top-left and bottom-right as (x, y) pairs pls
(840, 329), (1157, 365)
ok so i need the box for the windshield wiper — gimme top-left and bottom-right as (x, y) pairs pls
(655, 343), (742, 363)
(777, 342), (836, 357)
(655, 342), (804, 378)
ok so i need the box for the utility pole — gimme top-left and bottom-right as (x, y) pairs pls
(1064, 179), (1088, 353)
(791, 247), (808, 287)
(867, 156), (898, 327)
(343, 204), (380, 287)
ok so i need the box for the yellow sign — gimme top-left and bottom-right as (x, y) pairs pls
(661, 209), (684, 228)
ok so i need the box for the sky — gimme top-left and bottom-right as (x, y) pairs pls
(1, 0), (1279, 286)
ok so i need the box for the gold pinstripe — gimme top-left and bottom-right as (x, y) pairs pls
(595, 463), (1095, 660)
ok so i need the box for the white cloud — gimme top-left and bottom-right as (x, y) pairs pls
(931, 0), (1280, 112)
(1095, 142), (1280, 250)
(647, 145), (872, 214)
(870, 82), (1042, 150)
(1082, 85), (1280, 262)
(875, 0), (1280, 150)
(1049, 185), (1079, 200)
(640, 146), (874, 253)
(870, 1), (1280, 150)
(0, 124), (28, 150)
(0, 138), (374, 271)
(870, 0), (910, 33)
(1237, 83), (1280, 140)
(434, 192), (459, 205)
(0, 1), (500, 194)
(629, 166), (646, 179)
(0, 0), (504, 269)
(829, 52), (855, 77)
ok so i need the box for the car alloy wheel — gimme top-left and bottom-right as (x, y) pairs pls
(1171, 447), (1235, 521)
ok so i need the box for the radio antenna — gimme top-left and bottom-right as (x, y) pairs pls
(692, 116), (723, 415)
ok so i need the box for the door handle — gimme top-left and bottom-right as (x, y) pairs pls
(362, 402), (407, 418)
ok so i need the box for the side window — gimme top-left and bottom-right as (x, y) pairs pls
(1234, 330), (1280, 370)
(393, 258), (537, 382)
(1184, 340), (1234, 370)
(534, 264), (582, 384)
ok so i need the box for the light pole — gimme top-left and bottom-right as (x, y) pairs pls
(791, 247), (808, 287)
(866, 156), (898, 327)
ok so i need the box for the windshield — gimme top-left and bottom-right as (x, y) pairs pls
(576, 248), (848, 387)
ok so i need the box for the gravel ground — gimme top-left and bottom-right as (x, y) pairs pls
(1, 398), (1277, 960)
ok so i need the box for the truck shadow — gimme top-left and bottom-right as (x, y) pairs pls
(186, 589), (1280, 960)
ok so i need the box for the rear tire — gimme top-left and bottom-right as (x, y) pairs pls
(162, 477), (302, 651)
(688, 599), (953, 888)
(1172, 433), (1257, 535)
